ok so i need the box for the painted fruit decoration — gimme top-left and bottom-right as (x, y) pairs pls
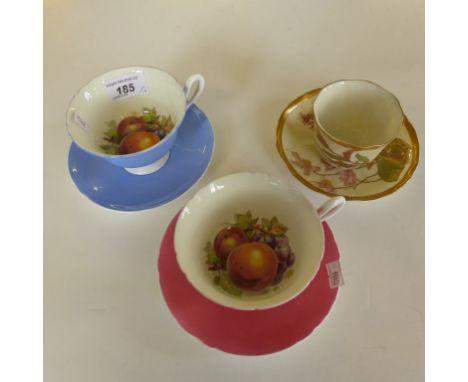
(214, 227), (248, 261)
(118, 131), (159, 154)
(100, 107), (175, 155)
(227, 242), (279, 291)
(203, 211), (295, 297)
(116, 116), (147, 138)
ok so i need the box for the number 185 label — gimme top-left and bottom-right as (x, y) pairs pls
(105, 72), (149, 101)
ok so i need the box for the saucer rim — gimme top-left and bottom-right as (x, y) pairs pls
(276, 88), (420, 201)
(68, 104), (215, 212)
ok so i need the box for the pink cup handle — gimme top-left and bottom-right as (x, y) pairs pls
(317, 196), (346, 222)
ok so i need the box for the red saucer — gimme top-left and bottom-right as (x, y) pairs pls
(158, 213), (341, 355)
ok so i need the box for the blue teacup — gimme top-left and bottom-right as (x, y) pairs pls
(66, 66), (204, 175)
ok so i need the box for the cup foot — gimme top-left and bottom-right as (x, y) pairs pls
(124, 152), (170, 175)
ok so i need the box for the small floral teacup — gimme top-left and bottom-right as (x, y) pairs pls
(312, 80), (404, 168)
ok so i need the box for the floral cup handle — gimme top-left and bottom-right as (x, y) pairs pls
(317, 196), (346, 222)
(184, 74), (205, 109)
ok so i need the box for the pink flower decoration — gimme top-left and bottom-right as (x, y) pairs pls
(315, 179), (335, 193)
(316, 179), (335, 193)
(300, 113), (315, 127)
(342, 149), (354, 162)
(290, 151), (320, 175)
(338, 169), (358, 187)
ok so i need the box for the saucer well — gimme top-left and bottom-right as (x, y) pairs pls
(68, 105), (214, 211)
(158, 212), (341, 356)
(276, 88), (419, 201)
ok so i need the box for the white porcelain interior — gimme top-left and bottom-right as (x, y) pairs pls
(313, 80), (404, 147)
(174, 172), (325, 310)
(66, 66), (187, 155)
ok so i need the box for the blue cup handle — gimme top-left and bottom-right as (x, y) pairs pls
(184, 74), (205, 109)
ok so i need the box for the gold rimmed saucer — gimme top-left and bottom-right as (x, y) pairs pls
(276, 88), (419, 201)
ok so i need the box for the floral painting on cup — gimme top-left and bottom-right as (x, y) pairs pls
(276, 89), (419, 200)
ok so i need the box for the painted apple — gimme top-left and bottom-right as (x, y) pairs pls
(227, 242), (279, 291)
(117, 116), (147, 138)
(213, 227), (248, 261)
(118, 131), (160, 154)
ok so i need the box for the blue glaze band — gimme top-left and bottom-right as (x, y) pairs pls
(68, 105), (214, 211)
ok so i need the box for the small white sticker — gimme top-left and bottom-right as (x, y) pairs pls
(105, 72), (149, 101)
(326, 260), (344, 289)
(74, 112), (90, 133)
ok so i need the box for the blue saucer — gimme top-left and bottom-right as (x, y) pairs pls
(68, 105), (214, 211)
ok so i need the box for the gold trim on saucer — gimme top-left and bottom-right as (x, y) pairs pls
(276, 88), (420, 201)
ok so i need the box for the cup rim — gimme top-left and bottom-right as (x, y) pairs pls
(173, 172), (326, 310)
(65, 65), (186, 159)
(312, 79), (404, 150)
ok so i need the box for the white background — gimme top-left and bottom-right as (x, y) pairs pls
(41, 1), (425, 381)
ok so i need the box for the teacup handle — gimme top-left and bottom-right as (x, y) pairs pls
(317, 196), (346, 222)
(184, 74), (205, 109)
